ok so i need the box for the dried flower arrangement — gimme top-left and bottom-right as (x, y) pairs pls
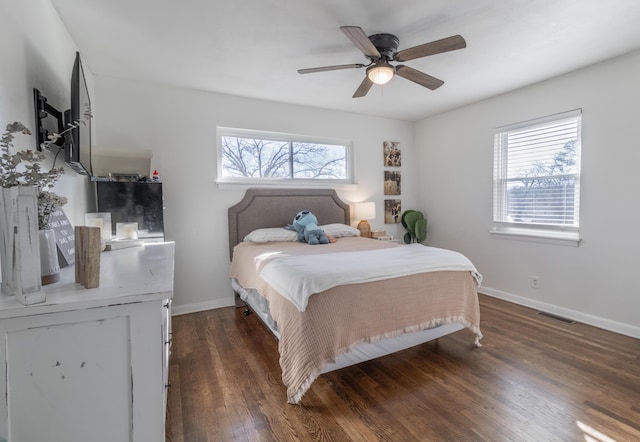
(0, 121), (67, 230)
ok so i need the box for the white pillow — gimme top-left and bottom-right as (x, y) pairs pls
(320, 223), (361, 238)
(243, 228), (297, 243)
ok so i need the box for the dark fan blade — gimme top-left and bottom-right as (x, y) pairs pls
(395, 35), (466, 62)
(395, 65), (444, 90)
(352, 77), (374, 98)
(298, 63), (365, 74)
(340, 26), (381, 58)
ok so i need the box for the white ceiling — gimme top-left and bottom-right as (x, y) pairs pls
(51, 0), (640, 122)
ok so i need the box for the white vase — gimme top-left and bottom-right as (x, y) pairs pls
(39, 229), (60, 285)
(0, 186), (46, 304)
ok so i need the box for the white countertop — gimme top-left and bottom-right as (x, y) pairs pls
(0, 241), (175, 319)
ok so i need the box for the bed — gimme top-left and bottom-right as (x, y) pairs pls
(228, 188), (482, 404)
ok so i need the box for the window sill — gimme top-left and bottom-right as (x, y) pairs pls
(490, 227), (581, 247)
(216, 180), (358, 191)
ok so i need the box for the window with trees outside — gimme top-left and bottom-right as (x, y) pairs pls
(217, 128), (352, 185)
(492, 109), (582, 244)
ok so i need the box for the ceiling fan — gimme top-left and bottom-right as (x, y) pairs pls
(298, 26), (466, 98)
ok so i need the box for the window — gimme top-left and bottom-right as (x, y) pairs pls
(217, 127), (352, 185)
(492, 109), (582, 244)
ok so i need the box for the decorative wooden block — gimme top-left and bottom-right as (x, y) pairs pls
(75, 226), (101, 288)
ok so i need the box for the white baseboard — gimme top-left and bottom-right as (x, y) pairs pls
(480, 286), (640, 339)
(171, 296), (234, 316)
(171, 287), (640, 339)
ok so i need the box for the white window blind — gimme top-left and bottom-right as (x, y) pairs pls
(493, 109), (581, 241)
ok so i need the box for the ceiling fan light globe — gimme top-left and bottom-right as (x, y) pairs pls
(367, 65), (395, 85)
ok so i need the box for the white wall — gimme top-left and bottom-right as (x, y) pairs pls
(0, 0), (94, 228)
(8, 0), (635, 338)
(93, 77), (415, 313)
(415, 50), (640, 338)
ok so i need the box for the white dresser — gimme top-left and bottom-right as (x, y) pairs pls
(0, 241), (175, 442)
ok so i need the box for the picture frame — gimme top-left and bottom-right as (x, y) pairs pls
(384, 170), (401, 195)
(383, 141), (401, 167)
(384, 199), (402, 224)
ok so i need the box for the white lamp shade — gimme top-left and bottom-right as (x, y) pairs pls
(354, 202), (376, 220)
(367, 64), (395, 85)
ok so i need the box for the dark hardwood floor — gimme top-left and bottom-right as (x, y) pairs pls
(166, 295), (640, 441)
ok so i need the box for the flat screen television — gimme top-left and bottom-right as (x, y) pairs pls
(65, 52), (92, 176)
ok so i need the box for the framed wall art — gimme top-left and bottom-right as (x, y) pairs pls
(384, 199), (402, 224)
(384, 170), (401, 195)
(383, 141), (401, 167)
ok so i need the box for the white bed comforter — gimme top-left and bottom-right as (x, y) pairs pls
(259, 243), (482, 312)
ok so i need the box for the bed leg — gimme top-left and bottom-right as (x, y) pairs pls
(234, 291), (252, 316)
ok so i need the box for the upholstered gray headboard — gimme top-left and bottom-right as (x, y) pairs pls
(228, 188), (351, 259)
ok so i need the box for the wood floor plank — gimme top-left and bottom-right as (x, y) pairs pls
(166, 295), (640, 441)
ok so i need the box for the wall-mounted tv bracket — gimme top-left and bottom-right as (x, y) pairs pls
(33, 88), (65, 151)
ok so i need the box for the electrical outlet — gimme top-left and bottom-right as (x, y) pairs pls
(531, 275), (540, 289)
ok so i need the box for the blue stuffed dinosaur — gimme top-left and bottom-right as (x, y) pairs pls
(290, 210), (329, 245)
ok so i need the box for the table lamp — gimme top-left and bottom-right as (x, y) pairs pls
(354, 202), (376, 238)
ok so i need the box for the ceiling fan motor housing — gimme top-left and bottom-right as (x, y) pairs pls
(367, 33), (399, 60)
